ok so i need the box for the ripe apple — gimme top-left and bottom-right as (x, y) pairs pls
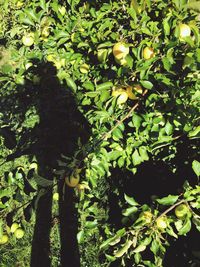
(175, 204), (190, 219)
(14, 228), (25, 239)
(22, 33), (34, 47)
(113, 43), (129, 60)
(179, 23), (191, 39)
(112, 88), (128, 104)
(143, 47), (155, 60)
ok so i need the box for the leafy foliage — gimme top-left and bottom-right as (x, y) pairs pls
(0, 0), (200, 266)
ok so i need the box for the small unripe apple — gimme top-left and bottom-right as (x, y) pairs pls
(156, 216), (168, 230)
(139, 211), (153, 223)
(22, 33), (35, 47)
(113, 43), (129, 60)
(143, 47), (155, 60)
(14, 228), (25, 239)
(179, 24), (191, 39)
(0, 234), (9, 245)
(175, 204), (190, 219)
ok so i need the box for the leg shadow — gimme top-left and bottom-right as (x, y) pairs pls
(1, 60), (90, 267)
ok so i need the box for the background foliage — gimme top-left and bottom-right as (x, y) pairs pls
(0, 0), (200, 266)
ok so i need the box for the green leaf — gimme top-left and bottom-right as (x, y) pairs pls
(85, 220), (98, 229)
(192, 160), (200, 177)
(0, 220), (3, 238)
(132, 149), (142, 166)
(150, 239), (160, 255)
(100, 235), (121, 250)
(139, 146), (149, 161)
(77, 230), (84, 244)
(165, 121), (173, 135)
(33, 174), (53, 187)
(123, 206), (138, 216)
(65, 77), (77, 92)
(140, 80), (153, 89)
(157, 194), (179, 205)
(192, 216), (200, 232)
(112, 127), (123, 140)
(124, 194), (139, 206)
(132, 114), (142, 129)
(96, 82), (113, 91)
(178, 218), (191, 235)
(133, 244), (147, 253)
(115, 240), (132, 257)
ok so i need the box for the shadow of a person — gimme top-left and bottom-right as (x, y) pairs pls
(1, 60), (90, 267)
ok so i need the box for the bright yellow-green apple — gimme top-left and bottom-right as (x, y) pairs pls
(14, 228), (25, 239)
(179, 24), (191, 39)
(175, 204), (190, 219)
(0, 235), (9, 245)
(113, 43), (129, 60)
(22, 33), (34, 47)
(10, 223), (20, 233)
(143, 47), (155, 60)
(156, 216), (168, 230)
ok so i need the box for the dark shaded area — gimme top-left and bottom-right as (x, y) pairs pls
(1, 61), (90, 266)
(107, 137), (200, 265)
(164, 227), (200, 267)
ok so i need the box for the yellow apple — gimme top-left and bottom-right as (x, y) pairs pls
(10, 223), (20, 233)
(139, 211), (153, 224)
(143, 47), (155, 60)
(53, 193), (59, 201)
(113, 43), (129, 60)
